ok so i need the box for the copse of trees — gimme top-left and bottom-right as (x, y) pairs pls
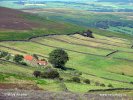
(48, 48), (69, 70)
(33, 68), (59, 79)
(41, 68), (59, 79)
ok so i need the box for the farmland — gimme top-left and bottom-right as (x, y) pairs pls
(1, 32), (133, 95)
(0, 3), (133, 99)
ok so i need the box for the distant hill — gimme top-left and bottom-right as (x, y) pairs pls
(0, 7), (86, 40)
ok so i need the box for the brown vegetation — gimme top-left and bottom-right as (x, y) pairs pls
(0, 7), (41, 30)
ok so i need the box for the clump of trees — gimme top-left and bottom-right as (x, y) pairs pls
(80, 29), (94, 38)
(33, 67), (59, 79)
(48, 49), (69, 70)
(41, 68), (59, 79)
(0, 50), (26, 65)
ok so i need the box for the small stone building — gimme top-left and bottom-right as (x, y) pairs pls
(24, 55), (47, 67)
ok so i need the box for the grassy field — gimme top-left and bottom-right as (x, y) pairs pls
(1, 33), (133, 94)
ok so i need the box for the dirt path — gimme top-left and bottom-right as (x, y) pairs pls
(0, 89), (132, 100)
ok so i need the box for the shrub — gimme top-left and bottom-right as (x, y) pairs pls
(0, 51), (8, 58)
(72, 77), (80, 83)
(108, 84), (113, 88)
(20, 62), (27, 66)
(121, 72), (125, 75)
(13, 54), (24, 63)
(130, 82), (133, 84)
(83, 79), (90, 84)
(100, 83), (105, 87)
(33, 71), (41, 78)
(41, 68), (59, 79)
(59, 77), (63, 81)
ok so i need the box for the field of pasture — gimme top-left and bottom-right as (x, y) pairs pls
(0, 33), (133, 94)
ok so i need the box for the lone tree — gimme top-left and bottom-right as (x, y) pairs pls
(14, 54), (24, 63)
(48, 48), (69, 69)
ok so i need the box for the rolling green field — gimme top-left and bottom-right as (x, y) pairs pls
(1, 33), (133, 94)
(0, 5), (133, 96)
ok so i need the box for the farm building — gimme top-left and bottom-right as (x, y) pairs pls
(37, 60), (47, 66)
(24, 55), (47, 67)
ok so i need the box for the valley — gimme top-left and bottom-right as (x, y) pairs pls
(0, 1), (133, 99)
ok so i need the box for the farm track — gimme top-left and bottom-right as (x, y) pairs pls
(47, 37), (133, 54)
(69, 35), (132, 49)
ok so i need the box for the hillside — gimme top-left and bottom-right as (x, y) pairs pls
(0, 6), (133, 99)
(1, 33), (133, 96)
(0, 7), (86, 40)
(25, 8), (133, 36)
(0, 7), (42, 30)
